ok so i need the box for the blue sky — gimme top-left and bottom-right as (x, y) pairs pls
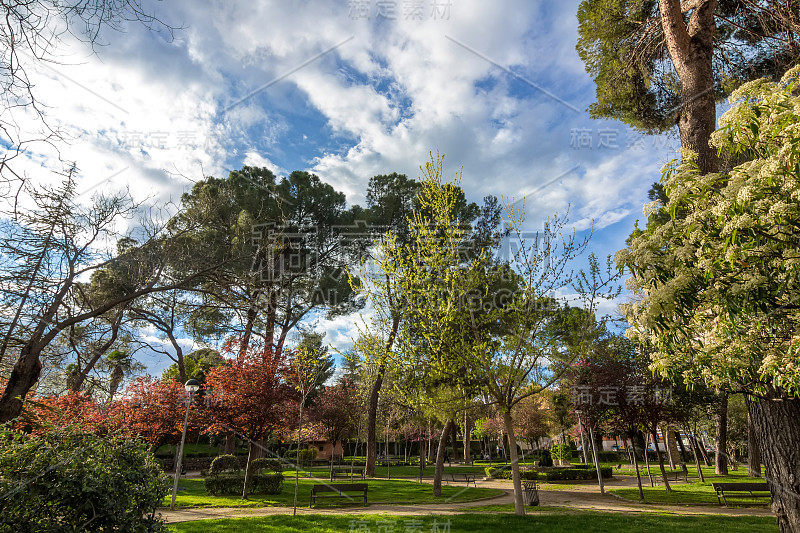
(15, 0), (684, 372)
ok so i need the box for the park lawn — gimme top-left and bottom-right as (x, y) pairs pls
(610, 476), (770, 505)
(168, 510), (778, 533)
(163, 477), (503, 509)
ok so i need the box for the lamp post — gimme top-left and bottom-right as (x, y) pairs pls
(170, 378), (200, 511)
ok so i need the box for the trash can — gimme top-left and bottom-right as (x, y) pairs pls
(523, 480), (539, 506)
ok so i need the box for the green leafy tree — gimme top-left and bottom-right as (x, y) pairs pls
(162, 348), (222, 384)
(618, 67), (800, 531)
(171, 167), (363, 357)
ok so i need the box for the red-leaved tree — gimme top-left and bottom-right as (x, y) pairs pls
(203, 341), (294, 498)
(308, 379), (361, 459)
(117, 376), (202, 448)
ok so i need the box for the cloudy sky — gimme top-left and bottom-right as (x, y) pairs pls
(12, 0), (683, 370)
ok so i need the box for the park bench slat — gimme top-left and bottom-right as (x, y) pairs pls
(712, 482), (771, 506)
(310, 483), (368, 506)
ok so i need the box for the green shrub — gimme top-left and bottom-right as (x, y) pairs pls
(536, 449), (553, 467)
(297, 448), (317, 467)
(209, 454), (241, 475)
(204, 473), (283, 495)
(541, 467), (613, 481)
(252, 472), (284, 493)
(597, 451), (622, 462)
(250, 458), (282, 473)
(0, 426), (169, 533)
(485, 467), (538, 480)
(550, 443), (571, 463)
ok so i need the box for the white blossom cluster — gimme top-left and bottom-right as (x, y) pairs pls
(618, 66), (800, 398)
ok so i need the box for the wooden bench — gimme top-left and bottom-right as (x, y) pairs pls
(445, 472), (477, 487)
(310, 483), (368, 506)
(712, 482), (771, 506)
(330, 466), (365, 481)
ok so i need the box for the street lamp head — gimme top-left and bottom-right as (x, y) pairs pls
(184, 379), (201, 393)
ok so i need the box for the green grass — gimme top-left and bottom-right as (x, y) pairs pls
(168, 510), (778, 533)
(163, 477), (503, 509)
(610, 476), (770, 505)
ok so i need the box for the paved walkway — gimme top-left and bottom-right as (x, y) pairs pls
(160, 474), (775, 524)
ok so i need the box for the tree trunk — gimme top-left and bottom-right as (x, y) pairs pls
(242, 441), (254, 499)
(748, 394), (800, 533)
(588, 424), (605, 494)
(674, 430), (689, 477)
(747, 406), (762, 478)
(659, 0), (719, 174)
(663, 425), (678, 470)
(686, 426), (706, 482)
(224, 433), (236, 454)
(365, 365), (384, 477)
(432, 419), (454, 496)
(630, 434), (644, 500)
(642, 432), (654, 487)
(502, 410), (525, 515)
(0, 345), (42, 423)
(366, 314), (399, 477)
(651, 427), (672, 491)
(578, 415), (588, 464)
(715, 392), (729, 475)
(463, 412), (471, 463)
(450, 422), (459, 464)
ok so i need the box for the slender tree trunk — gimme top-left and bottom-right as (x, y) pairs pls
(663, 425), (677, 470)
(433, 419), (454, 496)
(675, 430), (689, 470)
(292, 403), (304, 516)
(242, 441), (254, 499)
(366, 315), (400, 477)
(450, 422), (459, 464)
(686, 426), (706, 482)
(365, 365), (384, 477)
(643, 432), (654, 487)
(463, 412), (471, 463)
(630, 434), (644, 500)
(699, 435), (712, 466)
(578, 415), (588, 464)
(502, 410), (525, 515)
(748, 394), (800, 533)
(589, 424), (605, 494)
(747, 406), (762, 478)
(715, 392), (729, 475)
(651, 427), (672, 491)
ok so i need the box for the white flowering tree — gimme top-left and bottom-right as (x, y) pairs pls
(618, 67), (800, 532)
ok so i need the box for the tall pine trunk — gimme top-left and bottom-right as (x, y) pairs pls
(659, 0), (719, 174)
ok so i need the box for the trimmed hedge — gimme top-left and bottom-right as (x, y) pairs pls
(485, 466), (613, 481)
(250, 458), (283, 473)
(209, 454), (241, 475)
(204, 473), (284, 495)
(485, 467), (539, 480)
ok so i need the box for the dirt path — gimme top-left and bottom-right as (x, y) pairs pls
(160, 475), (775, 524)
